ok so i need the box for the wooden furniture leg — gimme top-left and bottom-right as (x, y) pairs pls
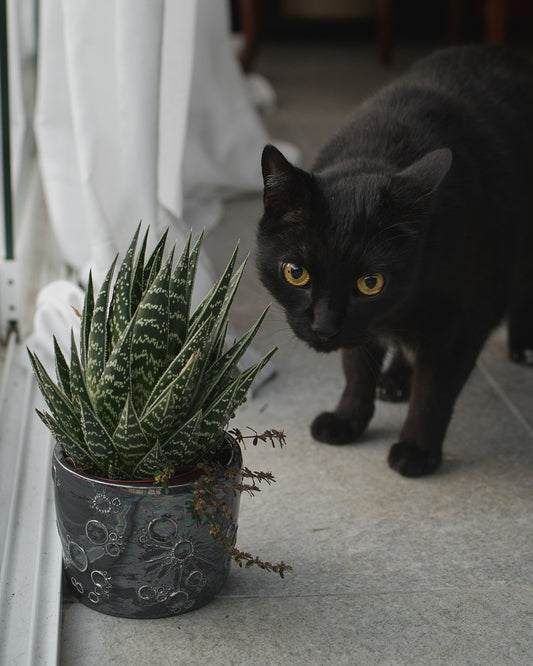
(377, 0), (393, 64)
(484, 0), (509, 43)
(238, 0), (263, 72)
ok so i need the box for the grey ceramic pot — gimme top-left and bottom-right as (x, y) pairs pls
(52, 439), (242, 619)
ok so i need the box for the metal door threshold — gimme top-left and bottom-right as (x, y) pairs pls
(0, 157), (64, 665)
(0, 331), (63, 665)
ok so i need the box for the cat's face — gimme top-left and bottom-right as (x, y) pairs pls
(257, 145), (451, 352)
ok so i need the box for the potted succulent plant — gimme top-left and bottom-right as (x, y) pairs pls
(28, 225), (290, 619)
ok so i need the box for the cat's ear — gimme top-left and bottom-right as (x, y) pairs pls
(396, 148), (452, 200)
(261, 144), (309, 216)
(261, 144), (294, 185)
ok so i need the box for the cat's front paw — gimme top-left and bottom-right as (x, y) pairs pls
(388, 441), (441, 477)
(311, 412), (362, 445)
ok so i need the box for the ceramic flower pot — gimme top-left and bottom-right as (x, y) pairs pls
(52, 440), (242, 619)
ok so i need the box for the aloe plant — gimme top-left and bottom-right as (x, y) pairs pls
(29, 225), (276, 480)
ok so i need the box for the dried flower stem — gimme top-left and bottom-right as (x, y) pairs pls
(189, 429), (292, 578)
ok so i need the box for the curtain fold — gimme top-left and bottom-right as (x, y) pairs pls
(28, 0), (280, 376)
(34, 0), (271, 283)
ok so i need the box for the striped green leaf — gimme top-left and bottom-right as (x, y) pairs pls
(186, 254), (246, 404)
(211, 259), (247, 339)
(165, 353), (201, 421)
(130, 442), (165, 480)
(198, 260), (249, 378)
(142, 319), (212, 417)
(79, 272), (94, 367)
(186, 231), (203, 288)
(214, 318), (229, 363)
(133, 409), (202, 478)
(68, 331), (93, 420)
(228, 347), (278, 409)
(36, 409), (97, 471)
(113, 393), (150, 473)
(108, 223), (141, 350)
(142, 350), (200, 421)
(142, 228), (168, 291)
(195, 347), (277, 457)
(79, 399), (120, 472)
(130, 251), (174, 412)
(167, 233), (191, 358)
(28, 349), (84, 442)
(131, 226), (149, 312)
(93, 317), (135, 434)
(188, 244), (239, 338)
(190, 379), (240, 462)
(159, 409), (203, 472)
(199, 306), (270, 408)
(139, 386), (176, 444)
(139, 350), (201, 441)
(53, 336), (71, 399)
(86, 257), (118, 399)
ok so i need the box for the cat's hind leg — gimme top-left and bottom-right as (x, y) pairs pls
(508, 237), (533, 365)
(377, 347), (412, 402)
(508, 281), (533, 365)
(311, 343), (384, 445)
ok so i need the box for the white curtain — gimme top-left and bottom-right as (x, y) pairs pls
(27, 0), (286, 380)
(34, 0), (270, 285)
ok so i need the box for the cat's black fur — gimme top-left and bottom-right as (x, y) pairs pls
(256, 46), (533, 477)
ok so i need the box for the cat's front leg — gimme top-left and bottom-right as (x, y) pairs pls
(388, 336), (483, 477)
(311, 343), (384, 445)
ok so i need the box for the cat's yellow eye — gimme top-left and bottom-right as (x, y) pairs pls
(356, 273), (385, 296)
(282, 263), (311, 287)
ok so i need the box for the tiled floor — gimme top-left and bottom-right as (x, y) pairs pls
(60, 41), (533, 664)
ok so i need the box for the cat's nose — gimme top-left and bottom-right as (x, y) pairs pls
(311, 301), (339, 340)
(312, 323), (338, 341)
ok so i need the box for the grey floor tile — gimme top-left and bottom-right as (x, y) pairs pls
(62, 589), (533, 666)
(478, 326), (533, 436)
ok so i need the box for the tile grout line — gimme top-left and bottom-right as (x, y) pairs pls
(477, 360), (533, 441)
(219, 583), (533, 602)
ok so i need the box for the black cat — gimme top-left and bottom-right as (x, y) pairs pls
(256, 45), (533, 477)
